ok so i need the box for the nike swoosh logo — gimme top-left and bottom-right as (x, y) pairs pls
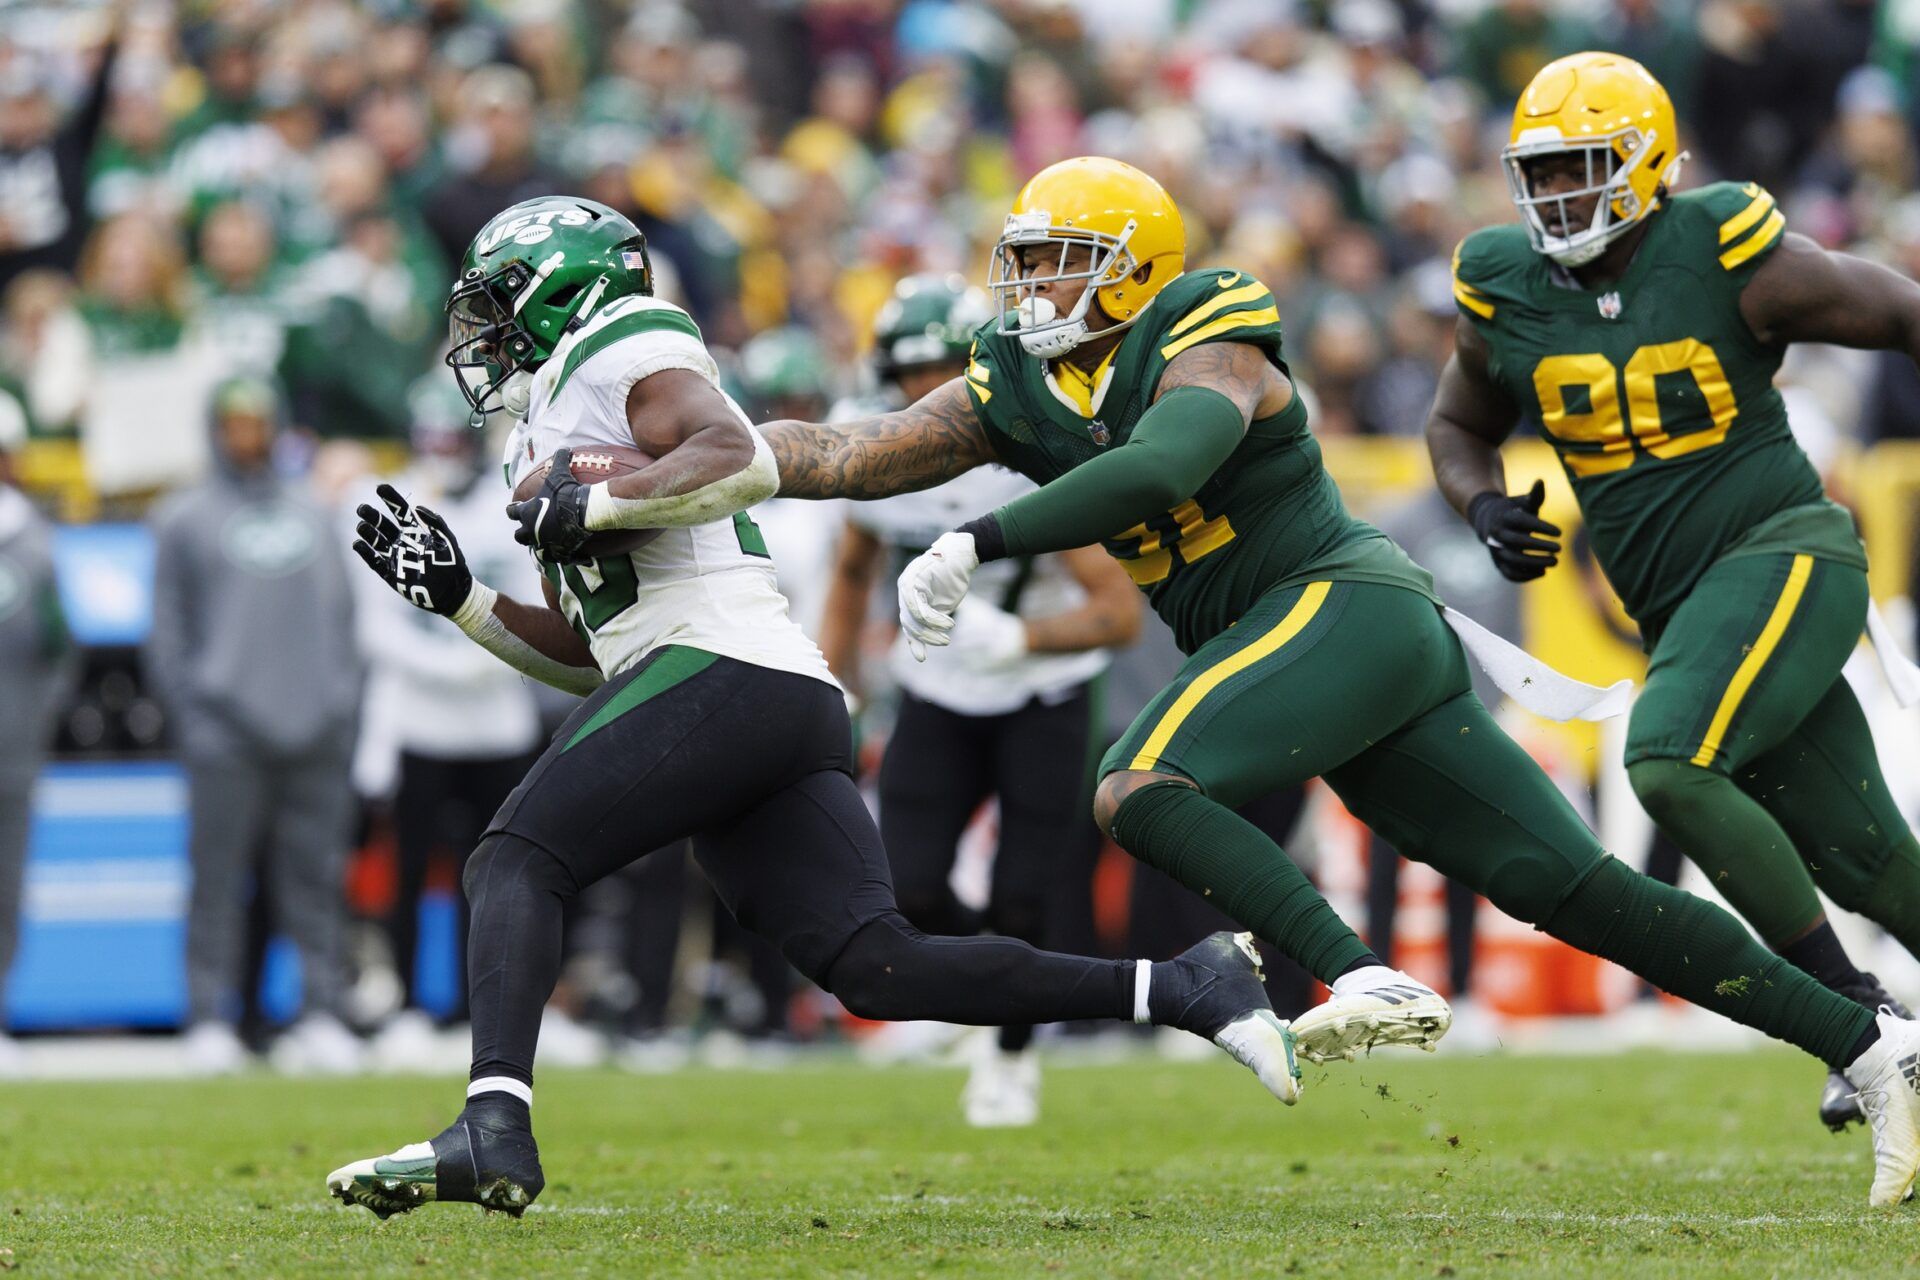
(535, 497), (552, 540)
(1218, 273), (1243, 289)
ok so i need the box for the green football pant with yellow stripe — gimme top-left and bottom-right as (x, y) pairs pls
(1625, 552), (1920, 950)
(1102, 579), (1875, 1069)
(1102, 580), (1610, 920)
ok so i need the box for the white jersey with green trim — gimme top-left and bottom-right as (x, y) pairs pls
(503, 295), (834, 686)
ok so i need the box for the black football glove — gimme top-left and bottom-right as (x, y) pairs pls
(505, 446), (592, 563)
(1467, 479), (1562, 582)
(352, 483), (474, 616)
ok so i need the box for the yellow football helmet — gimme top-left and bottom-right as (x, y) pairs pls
(1503, 52), (1686, 268)
(989, 156), (1186, 358)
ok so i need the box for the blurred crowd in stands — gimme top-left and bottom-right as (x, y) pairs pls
(5, 0), (1920, 1072)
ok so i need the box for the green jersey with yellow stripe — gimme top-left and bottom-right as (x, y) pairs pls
(963, 267), (1435, 653)
(1453, 181), (1866, 628)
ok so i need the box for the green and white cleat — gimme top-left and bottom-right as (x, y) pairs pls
(1291, 965), (1452, 1064)
(1153, 931), (1303, 1105)
(327, 1142), (441, 1220)
(327, 1102), (545, 1219)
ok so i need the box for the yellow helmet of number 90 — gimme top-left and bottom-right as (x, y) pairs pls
(1504, 52), (1686, 268)
(989, 156), (1186, 359)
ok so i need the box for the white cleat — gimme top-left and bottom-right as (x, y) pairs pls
(271, 1013), (365, 1076)
(1291, 965), (1452, 1064)
(1212, 1008), (1302, 1105)
(327, 1141), (442, 1219)
(180, 1021), (250, 1076)
(962, 1041), (1040, 1128)
(1845, 1011), (1920, 1208)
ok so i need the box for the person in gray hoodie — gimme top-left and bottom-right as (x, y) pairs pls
(0, 388), (68, 1073)
(146, 375), (363, 1074)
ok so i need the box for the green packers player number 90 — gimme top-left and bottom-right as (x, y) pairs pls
(1532, 338), (1739, 477)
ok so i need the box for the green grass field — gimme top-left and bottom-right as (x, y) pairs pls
(2, 1049), (1916, 1278)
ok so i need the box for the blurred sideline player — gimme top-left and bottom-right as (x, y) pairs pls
(328, 197), (1301, 1218)
(817, 275), (1143, 1126)
(757, 156), (1920, 1205)
(1429, 52), (1920, 1131)
(351, 378), (544, 1063)
(0, 390), (70, 1076)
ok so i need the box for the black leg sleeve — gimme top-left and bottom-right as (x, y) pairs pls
(699, 769), (1135, 1027)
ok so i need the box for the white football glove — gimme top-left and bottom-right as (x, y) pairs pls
(897, 531), (980, 661)
(948, 597), (1030, 671)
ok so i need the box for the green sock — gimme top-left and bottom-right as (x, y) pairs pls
(1110, 782), (1373, 984)
(1546, 858), (1873, 1070)
(1627, 758), (1824, 945)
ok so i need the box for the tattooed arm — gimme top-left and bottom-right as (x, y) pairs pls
(1154, 338), (1294, 423)
(764, 376), (998, 500)
(954, 342), (1267, 561)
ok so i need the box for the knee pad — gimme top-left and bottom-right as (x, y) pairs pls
(462, 833), (574, 904)
(1481, 848), (1600, 927)
(820, 913), (925, 1022)
(1628, 757), (1716, 826)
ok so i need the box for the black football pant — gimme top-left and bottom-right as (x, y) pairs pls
(879, 688), (1093, 1053)
(464, 649), (1140, 1087)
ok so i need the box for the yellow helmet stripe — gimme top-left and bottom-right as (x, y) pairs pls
(1159, 305), (1280, 360)
(1719, 208), (1785, 272)
(1717, 187), (1777, 245)
(1165, 279), (1273, 338)
(1453, 282), (1495, 320)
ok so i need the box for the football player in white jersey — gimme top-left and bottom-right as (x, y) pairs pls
(327, 197), (1301, 1219)
(819, 276), (1142, 1127)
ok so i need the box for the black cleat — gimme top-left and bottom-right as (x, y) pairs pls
(1151, 931), (1302, 1104)
(1823, 1069), (1865, 1134)
(1821, 973), (1913, 1134)
(327, 1101), (545, 1218)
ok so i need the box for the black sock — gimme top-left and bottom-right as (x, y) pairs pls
(1845, 1021), (1882, 1067)
(998, 1024), (1035, 1053)
(1778, 921), (1865, 992)
(1336, 951), (1386, 980)
(464, 833), (572, 1087)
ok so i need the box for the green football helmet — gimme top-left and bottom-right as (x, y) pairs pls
(738, 325), (831, 412)
(872, 274), (993, 382)
(446, 196), (654, 420)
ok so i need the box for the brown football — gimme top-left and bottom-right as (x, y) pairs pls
(513, 444), (663, 558)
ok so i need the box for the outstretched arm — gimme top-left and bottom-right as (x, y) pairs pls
(763, 376), (997, 500)
(958, 341), (1277, 561)
(1741, 231), (1920, 358)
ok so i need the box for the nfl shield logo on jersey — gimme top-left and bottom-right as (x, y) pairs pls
(1598, 291), (1624, 320)
(1088, 419), (1111, 445)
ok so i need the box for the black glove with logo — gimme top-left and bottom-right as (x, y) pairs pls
(505, 446), (592, 563)
(1467, 479), (1562, 582)
(353, 483), (474, 615)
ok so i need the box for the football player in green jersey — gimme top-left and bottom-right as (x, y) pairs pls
(1428, 51), (1920, 1133)
(756, 155), (1920, 1205)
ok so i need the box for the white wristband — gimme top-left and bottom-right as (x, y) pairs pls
(449, 579), (601, 697)
(450, 580), (500, 634)
(583, 424), (779, 531)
